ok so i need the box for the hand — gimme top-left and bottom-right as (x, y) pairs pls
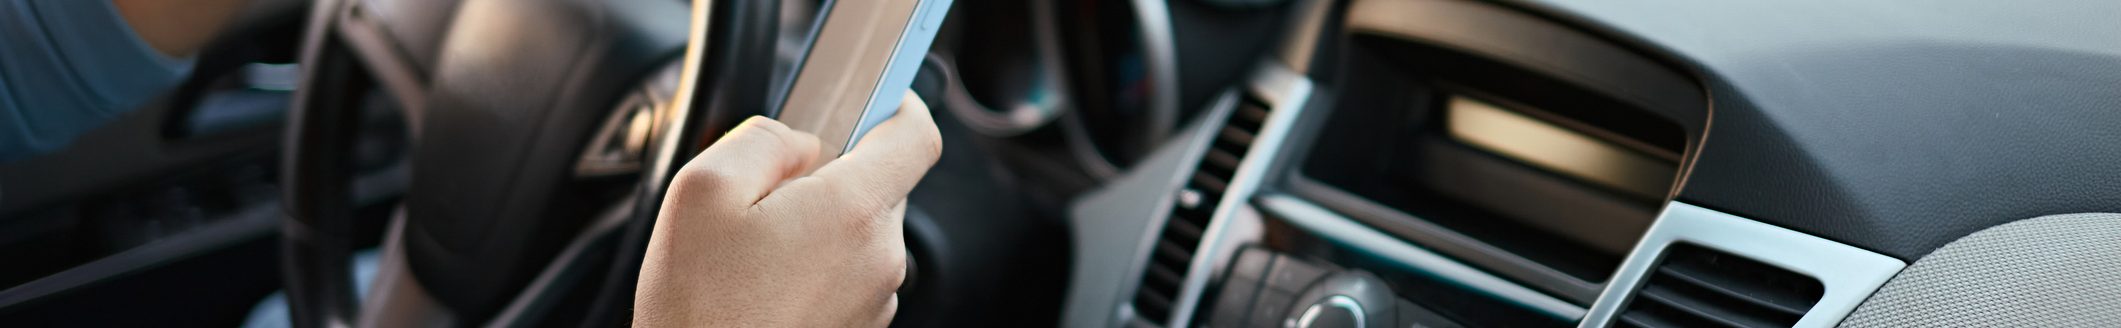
(632, 91), (943, 327)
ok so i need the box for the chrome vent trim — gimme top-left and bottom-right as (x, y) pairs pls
(1134, 88), (1275, 326)
(1128, 64), (1314, 327)
(1615, 244), (1824, 327)
(1580, 203), (1905, 328)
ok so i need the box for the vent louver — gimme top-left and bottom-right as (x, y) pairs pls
(1617, 244), (1826, 328)
(1133, 98), (1273, 325)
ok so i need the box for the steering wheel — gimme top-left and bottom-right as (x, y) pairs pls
(280, 0), (782, 326)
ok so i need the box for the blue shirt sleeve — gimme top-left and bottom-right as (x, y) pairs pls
(0, 0), (194, 161)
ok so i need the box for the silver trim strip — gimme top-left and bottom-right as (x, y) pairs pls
(1578, 202), (1906, 328)
(1255, 194), (1590, 320)
(1282, 175), (1604, 302)
(644, 0), (716, 193)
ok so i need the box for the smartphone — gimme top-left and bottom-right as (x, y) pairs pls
(776, 0), (955, 160)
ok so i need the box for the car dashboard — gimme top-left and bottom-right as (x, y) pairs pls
(1034, 0), (2121, 327)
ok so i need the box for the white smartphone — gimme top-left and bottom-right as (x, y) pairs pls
(776, 0), (955, 160)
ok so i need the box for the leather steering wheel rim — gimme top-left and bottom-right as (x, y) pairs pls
(279, 0), (784, 326)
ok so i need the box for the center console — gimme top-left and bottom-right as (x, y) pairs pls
(1203, 247), (1457, 328)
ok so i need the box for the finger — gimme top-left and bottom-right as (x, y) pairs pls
(671, 116), (822, 205)
(773, 90), (942, 217)
(871, 294), (900, 327)
(886, 201), (908, 287)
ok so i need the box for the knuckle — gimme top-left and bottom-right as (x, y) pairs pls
(671, 164), (733, 195)
(886, 249), (908, 277)
(731, 117), (794, 147)
(738, 115), (788, 132)
(872, 248), (908, 291)
(724, 116), (795, 147)
(915, 126), (944, 162)
(787, 128), (822, 148)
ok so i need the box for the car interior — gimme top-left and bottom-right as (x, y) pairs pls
(5, 0), (2121, 327)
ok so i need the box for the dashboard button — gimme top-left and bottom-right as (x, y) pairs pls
(1232, 247), (1278, 281)
(1208, 277), (1262, 328)
(1267, 255), (1329, 292)
(1248, 289), (1298, 328)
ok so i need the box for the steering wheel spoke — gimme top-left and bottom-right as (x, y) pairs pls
(282, 0), (789, 326)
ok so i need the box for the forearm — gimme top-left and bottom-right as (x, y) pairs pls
(0, 0), (202, 159)
(112, 0), (252, 57)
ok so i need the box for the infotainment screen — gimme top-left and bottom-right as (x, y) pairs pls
(1444, 96), (1675, 201)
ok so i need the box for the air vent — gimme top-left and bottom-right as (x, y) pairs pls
(1134, 97), (1272, 325)
(1617, 244), (1825, 328)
